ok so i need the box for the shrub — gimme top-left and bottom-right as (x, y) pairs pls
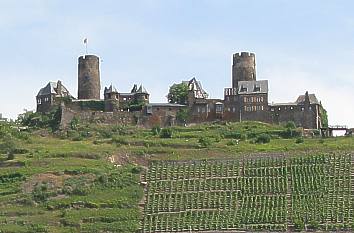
(223, 131), (244, 139)
(295, 137), (304, 144)
(32, 183), (50, 202)
(112, 136), (129, 146)
(255, 133), (271, 144)
(226, 139), (239, 146)
(7, 153), (15, 160)
(285, 121), (296, 129)
(151, 126), (161, 136)
(198, 136), (212, 148)
(160, 128), (173, 138)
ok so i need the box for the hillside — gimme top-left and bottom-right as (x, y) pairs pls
(0, 121), (354, 232)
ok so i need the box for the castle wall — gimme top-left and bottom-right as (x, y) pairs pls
(60, 105), (138, 129)
(78, 55), (100, 100)
(270, 104), (321, 129)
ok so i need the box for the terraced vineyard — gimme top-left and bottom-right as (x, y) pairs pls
(142, 153), (354, 232)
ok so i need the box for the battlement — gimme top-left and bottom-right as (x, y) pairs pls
(79, 55), (99, 61)
(233, 52), (255, 58)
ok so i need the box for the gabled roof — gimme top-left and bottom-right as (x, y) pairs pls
(296, 93), (320, 105)
(237, 80), (268, 94)
(37, 81), (71, 97)
(104, 84), (118, 94)
(188, 77), (209, 99)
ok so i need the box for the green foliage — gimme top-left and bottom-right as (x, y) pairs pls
(151, 126), (161, 136)
(18, 108), (61, 131)
(128, 99), (146, 111)
(167, 82), (189, 104)
(79, 100), (105, 111)
(160, 128), (173, 138)
(32, 183), (50, 202)
(198, 136), (213, 148)
(70, 117), (79, 130)
(320, 104), (328, 128)
(222, 131), (244, 139)
(112, 136), (129, 146)
(176, 108), (189, 123)
(255, 133), (271, 144)
(144, 154), (353, 232)
(295, 137), (304, 144)
(285, 121), (296, 129)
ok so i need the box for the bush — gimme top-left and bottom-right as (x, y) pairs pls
(198, 136), (212, 148)
(295, 137), (304, 144)
(223, 131), (244, 139)
(160, 128), (173, 138)
(151, 126), (161, 136)
(255, 133), (271, 144)
(112, 136), (129, 146)
(285, 121), (296, 129)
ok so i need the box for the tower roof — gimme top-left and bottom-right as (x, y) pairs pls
(137, 85), (148, 94)
(104, 84), (118, 94)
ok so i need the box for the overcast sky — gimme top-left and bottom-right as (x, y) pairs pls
(0, 0), (354, 127)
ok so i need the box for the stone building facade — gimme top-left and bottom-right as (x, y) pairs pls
(35, 52), (326, 129)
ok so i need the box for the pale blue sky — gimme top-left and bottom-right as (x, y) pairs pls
(1, 0), (354, 126)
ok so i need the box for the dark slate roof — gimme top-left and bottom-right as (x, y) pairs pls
(137, 85), (148, 94)
(37, 81), (71, 97)
(104, 84), (118, 94)
(147, 103), (186, 107)
(296, 94), (320, 105)
(237, 80), (268, 94)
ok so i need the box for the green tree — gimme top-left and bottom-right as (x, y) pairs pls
(320, 104), (328, 128)
(176, 108), (190, 123)
(167, 83), (189, 104)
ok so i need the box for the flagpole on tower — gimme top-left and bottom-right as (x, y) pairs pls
(83, 38), (88, 55)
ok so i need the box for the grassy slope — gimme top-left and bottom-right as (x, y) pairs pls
(0, 121), (353, 232)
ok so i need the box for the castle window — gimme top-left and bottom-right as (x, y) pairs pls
(261, 106), (264, 111)
(244, 97), (247, 103)
(301, 107), (304, 111)
(271, 108), (274, 112)
(240, 86), (247, 92)
(278, 107), (281, 111)
(197, 107), (200, 113)
(226, 96), (229, 101)
(254, 85), (260, 92)
(232, 107), (236, 112)
(37, 98), (42, 104)
(290, 106), (294, 110)
(261, 97), (264, 102)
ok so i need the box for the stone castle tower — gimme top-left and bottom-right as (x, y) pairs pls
(232, 52), (256, 89)
(78, 55), (100, 99)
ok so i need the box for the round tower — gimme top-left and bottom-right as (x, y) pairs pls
(232, 52), (256, 89)
(78, 55), (100, 99)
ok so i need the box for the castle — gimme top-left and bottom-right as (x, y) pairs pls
(36, 52), (326, 129)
